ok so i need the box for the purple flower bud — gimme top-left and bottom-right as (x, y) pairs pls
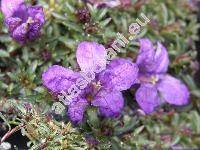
(76, 8), (90, 23)
(41, 50), (52, 61)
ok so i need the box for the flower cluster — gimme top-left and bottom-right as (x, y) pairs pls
(42, 39), (190, 123)
(1, 0), (45, 44)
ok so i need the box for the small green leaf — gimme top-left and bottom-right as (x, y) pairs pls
(97, 9), (108, 21)
(134, 125), (145, 136)
(52, 12), (67, 20)
(0, 49), (9, 57)
(100, 18), (112, 27)
(86, 107), (99, 128)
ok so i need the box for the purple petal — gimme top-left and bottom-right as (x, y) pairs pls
(1, 0), (25, 18)
(138, 38), (154, 54)
(135, 83), (160, 114)
(68, 97), (89, 123)
(92, 90), (124, 117)
(27, 6), (45, 26)
(76, 41), (107, 73)
(136, 38), (169, 74)
(157, 75), (190, 105)
(12, 23), (28, 44)
(28, 22), (41, 40)
(42, 65), (80, 93)
(154, 42), (169, 73)
(12, 3), (28, 21)
(5, 17), (22, 32)
(27, 6), (45, 40)
(98, 58), (139, 91)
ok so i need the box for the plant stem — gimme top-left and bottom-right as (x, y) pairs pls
(0, 124), (25, 144)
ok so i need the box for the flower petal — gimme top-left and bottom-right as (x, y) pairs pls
(98, 58), (139, 91)
(42, 65), (80, 93)
(28, 22), (41, 40)
(135, 83), (160, 114)
(138, 38), (154, 54)
(68, 97), (89, 123)
(26, 6), (45, 40)
(1, 0), (25, 18)
(154, 42), (169, 73)
(12, 23), (28, 44)
(92, 90), (124, 117)
(157, 75), (190, 105)
(5, 17), (22, 32)
(136, 38), (169, 74)
(76, 41), (107, 73)
(27, 6), (45, 26)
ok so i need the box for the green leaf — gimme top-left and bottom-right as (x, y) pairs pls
(86, 107), (99, 129)
(114, 116), (138, 135)
(0, 49), (9, 57)
(97, 9), (108, 21)
(28, 60), (38, 74)
(100, 18), (112, 28)
(52, 12), (67, 20)
(133, 125), (145, 136)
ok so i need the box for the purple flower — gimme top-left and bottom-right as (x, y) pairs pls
(42, 41), (139, 123)
(1, 0), (45, 44)
(135, 38), (190, 114)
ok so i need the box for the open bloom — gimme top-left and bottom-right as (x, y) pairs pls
(42, 41), (138, 123)
(1, 0), (45, 44)
(135, 38), (190, 114)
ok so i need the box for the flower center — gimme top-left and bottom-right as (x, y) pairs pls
(86, 81), (102, 102)
(27, 17), (34, 24)
(25, 17), (34, 29)
(92, 81), (102, 91)
(150, 75), (159, 84)
(139, 75), (159, 84)
(86, 94), (93, 102)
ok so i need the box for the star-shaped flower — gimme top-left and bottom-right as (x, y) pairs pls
(42, 41), (139, 123)
(135, 38), (190, 114)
